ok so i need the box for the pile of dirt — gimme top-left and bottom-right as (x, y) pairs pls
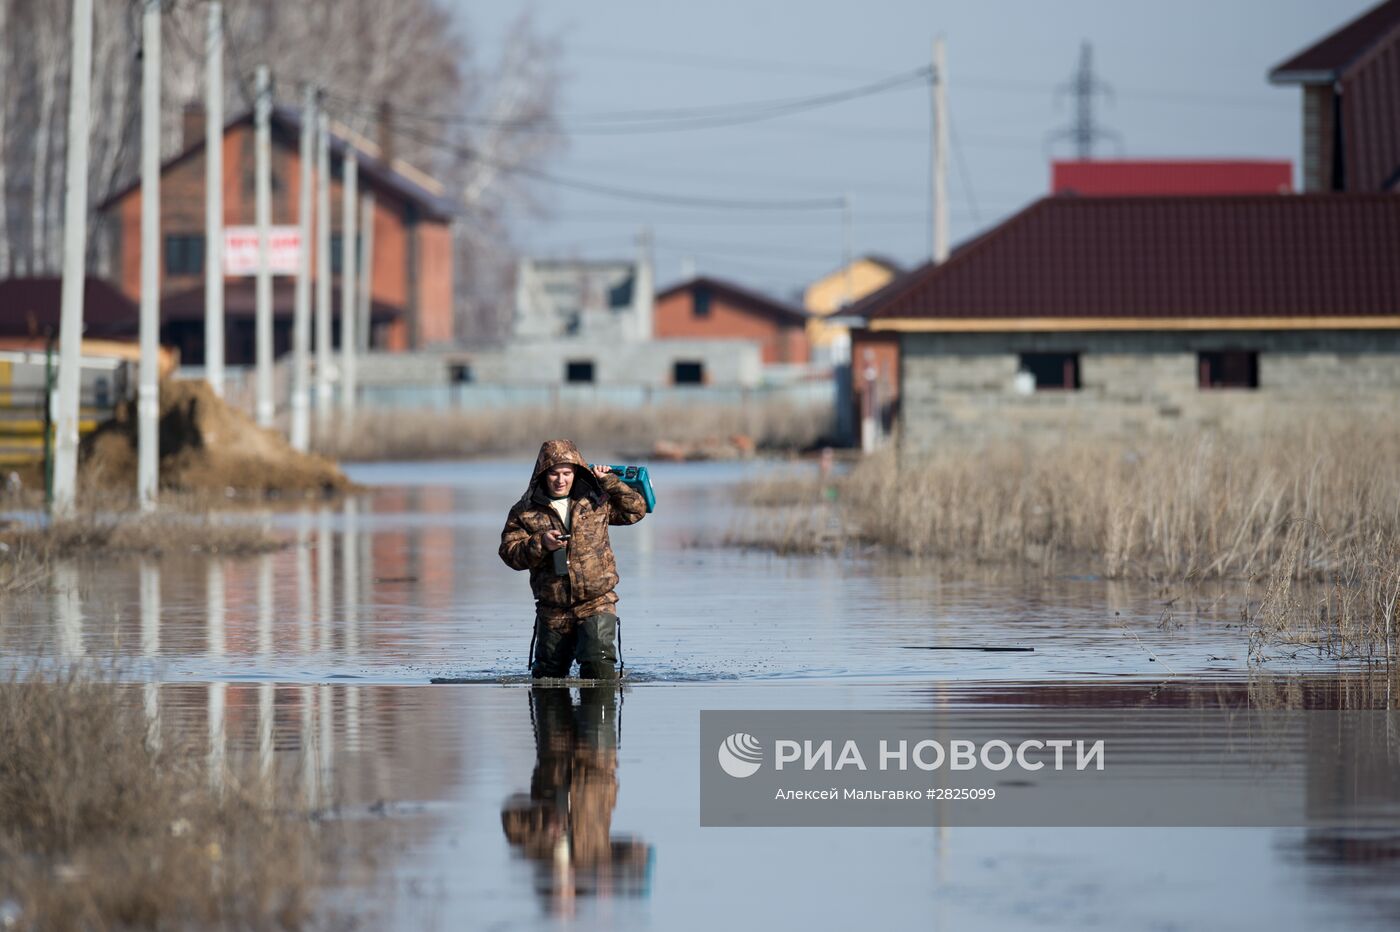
(646, 434), (758, 461)
(80, 379), (352, 499)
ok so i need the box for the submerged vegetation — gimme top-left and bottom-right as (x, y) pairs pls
(0, 509), (283, 597)
(0, 669), (338, 930)
(733, 422), (1400, 660)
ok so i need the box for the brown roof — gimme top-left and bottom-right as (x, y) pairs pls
(160, 279), (401, 324)
(863, 194), (1400, 326)
(1271, 0), (1400, 82)
(657, 276), (809, 326)
(0, 278), (138, 338)
(96, 107), (456, 221)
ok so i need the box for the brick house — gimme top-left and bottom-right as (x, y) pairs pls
(653, 276), (809, 366)
(1269, 0), (1400, 193)
(859, 194), (1400, 448)
(96, 106), (456, 366)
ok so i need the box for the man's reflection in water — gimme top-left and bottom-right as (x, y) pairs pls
(502, 687), (652, 914)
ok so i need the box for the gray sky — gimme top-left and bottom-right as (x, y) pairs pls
(458, 0), (1374, 300)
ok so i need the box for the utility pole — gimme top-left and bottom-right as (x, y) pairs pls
(137, 0), (161, 510)
(253, 65), (273, 427)
(339, 150), (357, 416)
(358, 190), (374, 355)
(314, 109), (332, 434)
(841, 194), (853, 307)
(51, 0), (93, 515)
(930, 37), (949, 265)
(290, 86), (314, 451)
(204, 1), (224, 397)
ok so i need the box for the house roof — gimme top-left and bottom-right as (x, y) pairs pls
(1270, 0), (1400, 83)
(96, 106), (457, 221)
(657, 276), (809, 326)
(160, 279), (401, 324)
(1051, 160), (1293, 196)
(0, 278), (138, 338)
(862, 194), (1400, 331)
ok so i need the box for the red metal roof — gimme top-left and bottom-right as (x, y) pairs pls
(0, 278), (138, 338)
(1271, 0), (1400, 82)
(1052, 160), (1292, 196)
(864, 194), (1400, 324)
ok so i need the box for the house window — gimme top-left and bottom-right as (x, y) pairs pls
(673, 360), (705, 385)
(693, 286), (711, 318)
(565, 360), (595, 384)
(165, 234), (204, 276)
(1199, 351), (1258, 389)
(1019, 352), (1080, 390)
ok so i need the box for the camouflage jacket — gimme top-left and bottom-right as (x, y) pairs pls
(499, 440), (647, 627)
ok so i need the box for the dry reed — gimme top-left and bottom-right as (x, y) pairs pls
(313, 402), (832, 461)
(732, 421), (1400, 657)
(1, 512), (282, 564)
(736, 423), (1400, 579)
(0, 668), (331, 930)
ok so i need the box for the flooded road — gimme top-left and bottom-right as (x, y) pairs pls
(4, 460), (1399, 930)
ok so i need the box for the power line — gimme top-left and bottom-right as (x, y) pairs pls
(318, 67), (932, 135)
(390, 122), (848, 211)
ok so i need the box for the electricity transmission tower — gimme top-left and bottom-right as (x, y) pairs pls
(1049, 41), (1121, 159)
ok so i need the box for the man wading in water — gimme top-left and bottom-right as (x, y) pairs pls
(499, 440), (647, 679)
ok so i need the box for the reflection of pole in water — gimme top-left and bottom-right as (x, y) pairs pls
(258, 681), (274, 781)
(140, 560), (160, 751)
(206, 560), (225, 658)
(257, 553), (274, 657)
(139, 560), (159, 658)
(300, 684), (318, 808)
(342, 499), (362, 749)
(144, 682), (161, 752)
(319, 683), (334, 799)
(342, 498), (359, 656)
(297, 511), (313, 654)
(54, 561), (83, 657)
(317, 507), (333, 654)
(208, 680), (227, 791)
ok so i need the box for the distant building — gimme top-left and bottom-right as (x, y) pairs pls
(859, 194), (1400, 448)
(1269, 0), (1400, 192)
(1051, 160), (1292, 196)
(802, 255), (901, 365)
(96, 106), (457, 366)
(513, 255), (653, 343)
(455, 250), (763, 389)
(654, 276), (810, 366)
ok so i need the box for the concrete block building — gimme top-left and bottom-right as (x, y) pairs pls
(860, 194), (1400, 449)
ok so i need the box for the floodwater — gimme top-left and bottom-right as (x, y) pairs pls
(4, 460), (1400, 930)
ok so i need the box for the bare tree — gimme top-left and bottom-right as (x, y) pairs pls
(2, 0), (561, 340)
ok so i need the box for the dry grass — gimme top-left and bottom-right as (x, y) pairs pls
(731, 422), (1400, 657)
(1, 513), (281, 563)
(313, 402), (833, 461)
(0, 669), (330, 930)
(735, 423), (1400, 579)
(1244, 523), (1400, 662)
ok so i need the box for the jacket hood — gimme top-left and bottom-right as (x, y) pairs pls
(529, 439), (601, 500)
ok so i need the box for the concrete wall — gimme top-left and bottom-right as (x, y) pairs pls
(467, 338), (763, 387)
(899, 329), (1400, 449)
